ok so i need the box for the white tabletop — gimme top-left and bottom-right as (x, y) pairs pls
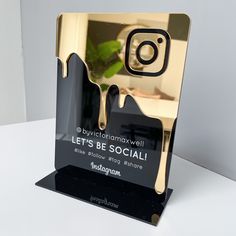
(0, 119), (235, 236)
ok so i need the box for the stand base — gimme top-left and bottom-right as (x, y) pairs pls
(36, 166), (172, 226)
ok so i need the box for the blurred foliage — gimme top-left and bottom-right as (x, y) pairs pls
(86, 38), (123, 91)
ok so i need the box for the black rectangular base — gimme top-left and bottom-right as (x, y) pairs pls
(36, 166), (172, 226)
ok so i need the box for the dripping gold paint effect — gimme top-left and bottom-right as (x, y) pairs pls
(151, 214), (160, 225)
(155, 120), (174, 194)
(56, 13), (190, 195)
(98, 91), (108, 130)
(61, 62), (67, 79)
(118, 93), (127, 108)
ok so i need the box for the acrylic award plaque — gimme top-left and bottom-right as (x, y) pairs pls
(36, 13), (190, 226)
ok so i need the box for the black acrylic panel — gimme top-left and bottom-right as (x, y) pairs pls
(54, 54), (172, 189)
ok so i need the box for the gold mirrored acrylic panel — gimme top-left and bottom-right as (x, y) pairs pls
(56, 13), (190, 194)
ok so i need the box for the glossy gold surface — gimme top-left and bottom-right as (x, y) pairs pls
(56, 13), (190, 194)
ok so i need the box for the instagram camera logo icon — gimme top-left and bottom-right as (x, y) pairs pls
(125, 28), (170, 77)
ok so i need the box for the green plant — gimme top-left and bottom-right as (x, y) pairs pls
(86, 38), (123, 88)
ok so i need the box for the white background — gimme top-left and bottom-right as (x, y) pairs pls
(0, 0), (26, 125)
(0, 0), (236, 181)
